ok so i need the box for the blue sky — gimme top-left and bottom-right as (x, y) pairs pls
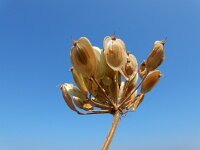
(0, 0), (200, 150)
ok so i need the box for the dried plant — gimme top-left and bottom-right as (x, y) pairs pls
(60, 35), (165, 150)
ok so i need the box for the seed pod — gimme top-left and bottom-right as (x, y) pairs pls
(73, 96), (93, 111)
(146, 41), (165, 71)
(93, 46), (107, 79)
(138, 60), (147, 78)
(73, 96), (84, 109)
(62, 83), (85, 100)
(120, 54), (138, 80)
(124, 73), (138, 98)
(70, 67), (88, 97)
(70, 37), (97, 77)
(118, 82), (125, 100)
(141, 70), (162, 94)
(60, 84), (82, 114)
(104, 36), (127, 71)
(132, 93), (145, 111)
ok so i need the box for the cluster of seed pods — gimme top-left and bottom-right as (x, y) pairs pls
(60, 35), (165, 115)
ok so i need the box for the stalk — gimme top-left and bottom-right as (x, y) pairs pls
(102, 111), (120, 150)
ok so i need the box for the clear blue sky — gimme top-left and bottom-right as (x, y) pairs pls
(0, 0), (200, 150)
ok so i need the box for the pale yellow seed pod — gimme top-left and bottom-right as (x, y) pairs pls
(141, 70), (162, 94)
(132, 93), (145, 111)
(70, 67), (88, 97)
(120, 54), (138, 80)
(146, 41), (165, 71)
(104, 36), (127, 71)
(93, 46), (107, 79)
(62, 83), (85, 100)
(70, 37), (97, 77)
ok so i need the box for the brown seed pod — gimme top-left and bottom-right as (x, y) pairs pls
(104, 36), (127, 71)
(120, 54), (138, 80)
(138, 60), (147, 78)
(146, 41), (165, 71)
(70, 37), (97, 77)
(132, 93), (145, 111)
(70, 67), (88, 97)
(141, 70), (162, 94)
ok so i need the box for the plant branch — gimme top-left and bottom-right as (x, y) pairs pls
(90, 99), (113, 110)
(118, 73), (148, 109)
(102, 110), (120, 150)
(92, 77), (116, 109)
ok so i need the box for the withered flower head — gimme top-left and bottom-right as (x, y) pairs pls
(70, 37), (97, 77)
(61, 36), (165, 150)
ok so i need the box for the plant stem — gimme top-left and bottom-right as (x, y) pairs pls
(102, 111), (120, 150)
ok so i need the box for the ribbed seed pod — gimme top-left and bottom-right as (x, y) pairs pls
(70, 67), (88, 97)
(70, 37), (97, 77)
(141, 70), (162, 94)
(146, 41), (165, 71)
(93, 46), (107, 79)
(132, 93), (145, 111)
(104, 36), (127, 71)
(120, 54), (138, 80)
(138, 60), (147, 78)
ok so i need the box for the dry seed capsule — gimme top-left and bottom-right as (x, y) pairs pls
(146, 41), (165, 71)
(70, 37), (97, 77)
(141, 70), (162, 94)
(104, 36), (127, 71)
(70, 67), (88, 97)
(120, 54), (138, 80)
(93, 46), (107, 79)
(138, 60), (147, 78)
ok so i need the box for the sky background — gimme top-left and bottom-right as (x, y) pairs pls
(0, 0), (200, 150)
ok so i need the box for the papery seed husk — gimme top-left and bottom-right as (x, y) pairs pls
(71, 67), (88, 97)
(125, 73), (138, 96)
(70, 37), (97, 77)
(132, 93), (145, 111)
(60, 84), (80, 113)
(141, 70), (162, 94)
(73, 96), (84, 109)
(83, 77), (98, 97)
(118, 82), (125, 100)
(138, 60), (147, 78)
(120, 54), (138, 81)
(62, 83), (85, 100)
(146, 41), (165, 71)
(104, 36), (127, 71)
(93, 46), (107, 79)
